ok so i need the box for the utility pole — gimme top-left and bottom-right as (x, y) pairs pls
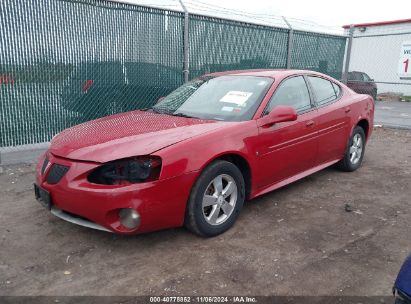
(178, 0), (190, 83)
(282, 16), (293, 69)
(342, 25), (354, 84)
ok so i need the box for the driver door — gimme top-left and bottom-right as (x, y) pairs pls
(254, 76), (319, 190)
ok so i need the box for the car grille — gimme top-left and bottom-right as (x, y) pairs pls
(41, 157), (49, 175)
(46, 164), (70, 184)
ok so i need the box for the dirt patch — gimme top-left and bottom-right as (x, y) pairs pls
(0, 128), (410, 296)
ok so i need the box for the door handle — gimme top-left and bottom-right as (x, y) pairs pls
(345, 106), (351, 113)
(306, 120), (315, 127)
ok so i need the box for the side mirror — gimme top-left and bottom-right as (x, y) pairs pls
(258, 105), (298, 128)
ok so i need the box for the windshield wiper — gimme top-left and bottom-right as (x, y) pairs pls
(172, 112), (200, 119)
(150, 108), (199, 119)
(150, 107), (167, 114)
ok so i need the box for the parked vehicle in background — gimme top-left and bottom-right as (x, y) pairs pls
(394, 254), (411, 304)
(35, 69), (374, 237)
(61, 61), (181, 119)
(347, 71), (378, 100)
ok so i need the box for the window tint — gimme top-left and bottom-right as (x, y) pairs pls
(266, 76), (311, 113)
(308, 76), (338, 106)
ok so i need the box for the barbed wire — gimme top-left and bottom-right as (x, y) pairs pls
(182, 5), (287, 28)
(183, 0), (342, 32)
(111, 0), (343, 34)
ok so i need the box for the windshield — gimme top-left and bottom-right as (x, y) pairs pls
(152, 76), (273, 121)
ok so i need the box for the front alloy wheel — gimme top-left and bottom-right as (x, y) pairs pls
(185, 160), (245, 237)
(202, 174), (238, 226)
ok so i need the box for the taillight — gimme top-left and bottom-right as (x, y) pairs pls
(82, 79), (94, 92)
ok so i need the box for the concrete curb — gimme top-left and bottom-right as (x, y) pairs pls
(0, 142), (49, 167)
(374, 123), (411, 130)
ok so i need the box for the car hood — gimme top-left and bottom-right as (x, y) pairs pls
(50, 110), (226, 163)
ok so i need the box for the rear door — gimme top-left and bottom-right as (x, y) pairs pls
(306, 76), (350, 165)
(255, 76), (318, 188)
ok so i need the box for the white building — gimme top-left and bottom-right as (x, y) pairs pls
(343, 19), (411, 95)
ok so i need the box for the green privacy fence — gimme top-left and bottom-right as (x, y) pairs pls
(290, 30), (347, 80)
(188, 15), (290, 78)
(0, 0), (347, 148)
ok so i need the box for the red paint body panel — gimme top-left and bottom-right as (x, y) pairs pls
(36, 153), (197, 233)
(35, 69), (374, 234)
(254, 110), (319, 188)
(50, 111), (226, 163)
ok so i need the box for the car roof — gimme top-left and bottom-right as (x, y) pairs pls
(204, 69), (328, 79)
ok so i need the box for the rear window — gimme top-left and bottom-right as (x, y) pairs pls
(348, 72), (364, 81)
(308, 76), (339, 106)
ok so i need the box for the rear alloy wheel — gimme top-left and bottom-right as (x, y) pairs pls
(337, 126), (366, 172)
(185, 160), (245, 237)
(349, 133), (363, 165)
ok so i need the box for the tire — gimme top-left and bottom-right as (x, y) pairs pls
(337, 126), (366, 172)
(184, 160), (245, 237)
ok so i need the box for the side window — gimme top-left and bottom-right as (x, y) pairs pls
(362, 73), (371, 81)
(266, 76), (311, 113)
(308, 76), (338, 106)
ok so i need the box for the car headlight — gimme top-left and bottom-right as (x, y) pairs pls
(88, 156), (162, 185)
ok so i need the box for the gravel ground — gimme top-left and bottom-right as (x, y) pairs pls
(0, 128), (410, 296)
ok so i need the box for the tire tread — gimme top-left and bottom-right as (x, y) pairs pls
(337, 126), (366, 172)
(184, 160), (245, 237)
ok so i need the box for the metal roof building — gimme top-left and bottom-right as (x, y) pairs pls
(343, 19), (411, 95)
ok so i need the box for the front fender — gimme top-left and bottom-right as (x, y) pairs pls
(156, 121), (258, 180)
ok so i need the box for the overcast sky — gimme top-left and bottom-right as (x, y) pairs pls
(115, 0), (410, 33)
(233, 0), (410, 27)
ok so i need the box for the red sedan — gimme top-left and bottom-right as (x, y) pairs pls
(34, 69), (374, 237)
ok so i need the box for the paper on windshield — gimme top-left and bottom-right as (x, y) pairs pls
(220, 91), (253, 106)
(221, 106), (234, 112)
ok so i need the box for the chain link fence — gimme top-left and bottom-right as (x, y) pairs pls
(0, 0), (347, 152)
